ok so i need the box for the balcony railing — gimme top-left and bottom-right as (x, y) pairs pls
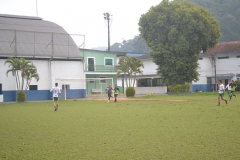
(85, 64), (117, 72)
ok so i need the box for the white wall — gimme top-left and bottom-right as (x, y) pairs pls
(141, 59), (158, 75)
(135, 86), (167, 95)
(52, 60), (84, 89)
(0, 59), (16, 90)
(216, 57), (240, 79)
(0, 59), (84, 91)
(193, 56), (213, 84)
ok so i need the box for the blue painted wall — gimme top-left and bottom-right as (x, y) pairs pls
(59, 89), (86, 99)
(2, 89), (86, 102)
(192, 84), (214, 92)
(2, 91), (17, 102)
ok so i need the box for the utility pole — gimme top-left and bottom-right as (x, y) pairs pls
(212, 54), (217, 91)
(103, 12), (111, 51)
(36, 0), (38, 17)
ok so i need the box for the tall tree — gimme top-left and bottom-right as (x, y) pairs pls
(139, 0), (220, 84)
(116, 56), (144, 87)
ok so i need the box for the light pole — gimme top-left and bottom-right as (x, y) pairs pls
(103, 12), (111, 52)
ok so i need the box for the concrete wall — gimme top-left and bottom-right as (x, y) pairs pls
(134, 86), (167, 95)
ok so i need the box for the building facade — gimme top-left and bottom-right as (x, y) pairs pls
(0, 14), (85, 102)
(192, 41), (240, 92)
(81, 49), (124, 94)
(116, 41), (240, 93)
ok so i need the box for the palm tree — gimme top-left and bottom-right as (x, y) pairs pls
(5, 57), (40, 101)
(116, 56), (131, 88)
(20, 58), (33, 91)
(4, 57), (21, 90)
(116, 56), (144, 88)
(24, 64), (40, 90)
(131, 57), (144, 87)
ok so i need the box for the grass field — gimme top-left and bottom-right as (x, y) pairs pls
(0, 92), (239, 160)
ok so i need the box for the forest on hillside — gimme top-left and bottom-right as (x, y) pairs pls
(110, 0), (240, 53)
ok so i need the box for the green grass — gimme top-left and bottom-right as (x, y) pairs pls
(0, 92), (240, 159)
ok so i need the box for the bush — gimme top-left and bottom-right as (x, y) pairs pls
(126, 87), (135, 97)
(169, 84), (190, 93)
(17, 91), (26, 102)
(235, 80), (240, 91)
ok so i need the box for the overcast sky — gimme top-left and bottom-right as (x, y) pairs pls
(0, 0), (162, 49)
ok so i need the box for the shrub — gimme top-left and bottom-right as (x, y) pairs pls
(169, 84), (190, 93)
(17, 91), (26, 102)
(235, 80), (240, 91)
(126, 87), (135, 97)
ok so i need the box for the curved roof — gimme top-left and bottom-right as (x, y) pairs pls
(0, 14), (82, 58)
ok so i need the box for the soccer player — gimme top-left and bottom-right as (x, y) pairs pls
(217, 80), (227, 106)
(106, 84), (113, 103)
(225, 81), (232, 100)
(114, 85), (120, 102)
(230, 80), (237, 99)
(50, 83), (61, 111)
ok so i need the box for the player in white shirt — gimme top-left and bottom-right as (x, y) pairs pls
(50, 83), (61, 111)
(225, 81), (232, 100)
(217, 80), (227, 106)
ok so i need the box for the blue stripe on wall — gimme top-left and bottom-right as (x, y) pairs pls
(2, 89), (86, 102)
(2, 91), (17, 102)
(192, 84), (213, 92)
(59, 89), (86, 99)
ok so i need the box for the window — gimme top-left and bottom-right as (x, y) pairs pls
(99, 76), (107, 84)
(218, 57), (229, 59)
(198, 58), (203, 60)
(105, 58), (113, 65)
(62, 84), (70, 90)
(156, 78), (161, 86)
(207, 77), (211, 84)
(237, 56), (240, 58)
(29, 85), (38, 90)
(89, 81), (94, 83)
(88, 58), (95, 71)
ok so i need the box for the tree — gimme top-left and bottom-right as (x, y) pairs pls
(110, 36), (151, 53)
(116, 56), (144, 87)
(5, 57), (40, 101)
(189, 0), (240, 42)
(4, 57), (22, 90)
(139, 0), (220, 84)
(24, 63), (40, 90)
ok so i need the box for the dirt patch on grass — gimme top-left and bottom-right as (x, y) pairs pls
(91, 98), (188, 102)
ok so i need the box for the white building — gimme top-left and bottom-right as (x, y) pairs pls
(193, 41), (240, 92)
(117, 41), (240, 93)
(0, 14), (85, 102)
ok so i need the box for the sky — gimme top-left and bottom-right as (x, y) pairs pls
(0, 0), (162, 49)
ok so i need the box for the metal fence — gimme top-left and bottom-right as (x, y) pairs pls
(0, 29), (84, 58)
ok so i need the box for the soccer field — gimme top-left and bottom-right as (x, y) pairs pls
(0, 92), (239, 159)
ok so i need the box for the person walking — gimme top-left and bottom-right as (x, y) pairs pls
(106, 84), (113, 103)
(217, 80), (227, 106)
(230, 80), (237, 99)
(114, 85), (120, 102)
(50, 83), (61, 111)
(225, 81), (232, 100)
